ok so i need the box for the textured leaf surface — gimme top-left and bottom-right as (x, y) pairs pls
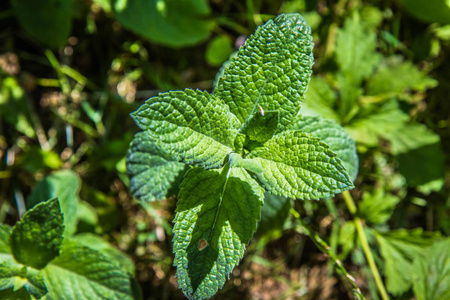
(292, 115), (359, 181)
(0, 225), (12, 253)
(131, 89), (236, 169)
(126, 132), (186, 202)
(0, 258), (48, 299)
(111, 0), (213, 47)
(10, 198), (64, 270)
(11, 0), (71, 49)
(214, 13), (314, 130)
(376, 229), (440, 296)
(244, 111), (279, 147)
(27, 170), (81, 236)
(42, 240), (138, 300)
(248, 131), (353, 200)
(412, 238), (450, 300)
(173, 166), (264, 300)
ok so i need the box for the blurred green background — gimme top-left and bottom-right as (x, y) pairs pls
(1, 0), (449, 299)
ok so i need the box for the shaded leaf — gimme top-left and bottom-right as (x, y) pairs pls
(206, 36), (234, 67)
(398, 0), (450, 24)
(256, 193), (291, 236)
(126, 132), (186, 202)
(173, 166), (264, 300)
(359, 189), (400, 225)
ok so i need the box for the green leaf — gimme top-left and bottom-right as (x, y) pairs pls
(302, 77), (339, 122)
(205, 36), (234, 67)
(10, 0), (72, 49)
(0, 259), (48, 299)
(376, 229), (441, 296)
(42, 240), (139, 300)
(338, 221), (356, 260)
(27, 170), (81, 236)
(173, 165), (264, 300)
(0, 225), (12, 253)
(358, 189), (400, 225)
(335, 12), (381, 116)
(291, 115), (359, 181)
(243, 110), (279, 147)
(228, 153), (264, 174)
(131, 89), (237, 169)
(214, 13), (314, 131)
(367, 56), (438, 99)
(346, 99), (409, 146)
(248, 130), (353, 200)
(385, 123), (445, 191)
(126, 132), (187, 202)
(71, 233), (135, 275)
(398, 0), (450, 24)
(10, 198), (64, 270)
(256, 193), (291, 236)
(111, 0), (213, 47)
(412, 238), (450, 300)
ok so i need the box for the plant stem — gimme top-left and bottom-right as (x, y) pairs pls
(342, 191), (390, 300)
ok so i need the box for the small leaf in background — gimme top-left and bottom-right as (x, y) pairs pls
(173, 166), (264, 300)
(385, 123), (445, 192)
(214, 13), (314, 131)
(292, 115), (359, 181)
(126, 132), (186, 202)
(256, 193), (291, 236)
(205, 36), (234, 67)
(0, 259), (48, 299)
(27, 170), (81, 236)
(359, 189), (400, 225)
(42, 240), (139, 300)
(302, 77), (339, 122)
(0, 77), (35, 138)
(10, 198), (64, 269)
(17, 147), (63, 173)
(131, 89), (237, 169)
(376, 228), (441, 296)
(0, 225), (12, 253)
(366, 56), (438, 100)
(397, 0), (450, 24)
(338, 221), (356, 260)
(10, 0), (72, 49)
(249, 130), (353, 200)
(110, 0), (213, 47)
(412, 238), (450, 300)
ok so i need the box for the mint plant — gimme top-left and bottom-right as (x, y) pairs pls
(128, 13), (357, 300)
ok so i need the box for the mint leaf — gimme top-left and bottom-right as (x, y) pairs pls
(244, 110), (279, 146)
(359, 189), (400, 225)
(42, 240), (138, 300)
(10, 0), (72, 49)
(248, 130), (353, 200)
(292, 115), (359, 181)
(214, 13), (314, 131)
(376, 229), (440, 296)
(0, 259), (48, 299)
(412, 238), (450, 300)
(173, 165), (264, 300)
(10, 198), (64, 270)
(27, 170), (81, 236)
(131, 89), (237, 169)
(71, 233), (135, 275)
(111, 0), (213, 47)
(126, 132), (187, 202)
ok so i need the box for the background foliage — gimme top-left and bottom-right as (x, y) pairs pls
(1, 0), (449, 299)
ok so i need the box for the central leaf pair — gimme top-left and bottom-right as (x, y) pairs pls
(130, 13), (354, 300)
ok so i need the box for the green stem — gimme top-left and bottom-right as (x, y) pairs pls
(342, 191), (389, 300)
